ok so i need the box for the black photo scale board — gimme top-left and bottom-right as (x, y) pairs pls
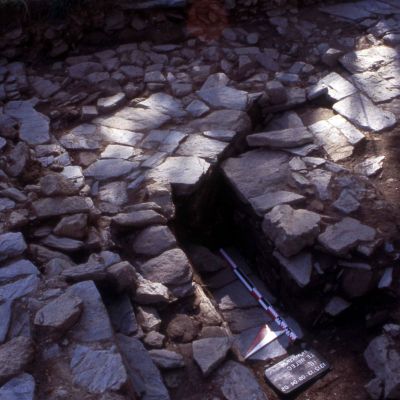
(264, 349), (330, 396)
(219, 248), (331, 396)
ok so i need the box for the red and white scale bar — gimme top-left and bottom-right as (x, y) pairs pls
(219, 249), (297, 358)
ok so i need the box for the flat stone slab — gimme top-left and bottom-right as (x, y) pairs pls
(132, 225), (176, 257)
(32, 196), (92, 218)
(263, 205), (321, 257)
(116, 334), (170, 400)
(70, 345), (128, 394)
(222, 307), (272, 333)
(333, 92), (397, 132)
(4, 101), (50, 145)
(95, 107), (171, 132)
(318, 217), (376, 255)
(340, 45), (400, 74)
(113, 210), (166, 228)
(197, 86), (249, 111)
(138, 93), (186, 118)
(0, 275), (39, 303)
(249, 190), (305, 216)
(176, 134), (228, 162)
(247, 127), (314, 149)
(148, 156), (210, 196)
(0, 259), (39, 281)
(222, 150), (290, 202)
(84, 159), (138, 180)
(309, 120), (354, 162)
(308, 72), (358, 102)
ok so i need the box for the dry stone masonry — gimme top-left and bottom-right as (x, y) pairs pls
(1, 0), (400, 399)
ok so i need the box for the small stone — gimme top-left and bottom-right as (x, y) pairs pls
(113, 210), (166, 228)
(135, 277), (171, 305)
(265, 80), (287, 105)
(137, 306), (161, 332)
(149, 349), (185, 370)
(321, 48), (343, 67)
(325, 296), (351, 316)
(0, 232), (27, 262)
(53, 214), (88, 239)
(40, 174), (79, 197)
(186, 99), (210, 117)
(354, 156), (384, 177)
(84, 159), (137, 180)
(0, 337), (35, 384)
(192, 337), (231, 376)
(34, 293), (83, 336)
(144, 331), (165, 348)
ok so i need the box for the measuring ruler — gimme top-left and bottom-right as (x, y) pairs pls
(219, 248), (297, 358)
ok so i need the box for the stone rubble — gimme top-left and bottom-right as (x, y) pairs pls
(0, 1), (400, 398)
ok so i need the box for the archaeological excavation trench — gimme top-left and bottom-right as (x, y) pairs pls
(2, 0), (400, 399)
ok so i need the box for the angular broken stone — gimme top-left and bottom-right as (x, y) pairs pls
(138, 249), (192, 287)
(325, 296), (351, 316)
(249, 190), (305, 216)
(222, 307), (272, 333)
(34, 293), (83, 336)
(273, 251), (313, 287)
(132, 225), (176, 257)
(354, 156), (384, 176)
(148, 156), (211, 196)
(0, 232), (27, 261)
(149, 349), (185, 370)
(318, 217), (376, 255)
(333, 93), (396, 132)
(113, 210), (166, 228)
(263, 205), (321, 257)
(0, 337), (35, 385)
(107, 294), (138, 336)
(214, 360), (267, 400)
(247, 127), (314, 149)
(70, 345), (128, 394)
(135, 277), (171, 304)
(192, 337), (231, 377)
(333, 189), (360, 214)
(308, 72), (357, 102)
